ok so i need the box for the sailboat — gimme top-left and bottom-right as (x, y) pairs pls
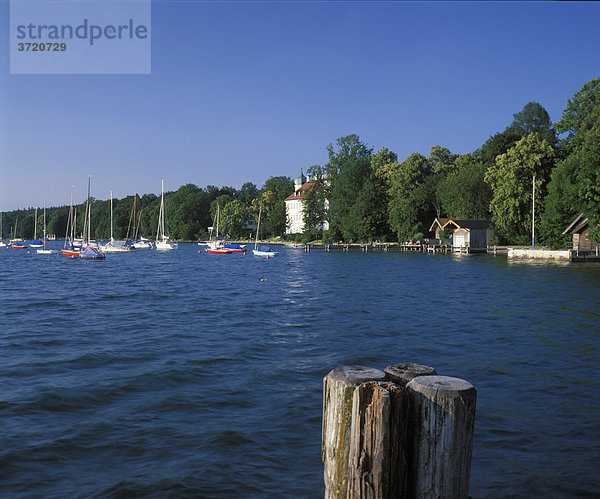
(252, 202), (278, 257)
(0, 213), (6, 247)
(10, 216), (27, 249)
(30, 208), (43, 248)
(204, 204), (232, 254)
(131, 194), (152, 249)
(102, 191), (133, 252)
(62, 187), (81, 257)
(79, 177), (105, 260)
(37, 194), (53, 254)
(155, 179), (177, 250)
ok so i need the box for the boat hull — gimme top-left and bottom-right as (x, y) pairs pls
(156, 241), (177, 250)
(252, 250), (278, 257)
(205, 248), (232, 254)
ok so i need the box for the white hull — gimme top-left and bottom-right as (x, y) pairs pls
(156, 241), (177, 250)
(132, 240), (153, 249)
(36, 249), (53, 254)
(252, 249), (278, 257)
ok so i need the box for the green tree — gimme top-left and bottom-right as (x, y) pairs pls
(555, 78), (600, 153)
(387, 152), (431, 241)
(301, 165), (327, 241)
(485, 135), (556, 244)
(508, 101), (556, 146)
(260, 176), (294, 237)
(239, 182), (258, 205)
(540, 78), (600, 245)
(324, 134), (373, 241)
(437, 154), (491, 219)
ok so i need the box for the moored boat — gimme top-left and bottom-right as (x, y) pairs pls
(252, 202), (278, 257)
(155, 179), (177, 250)
(36, 194), (53, 254)
(102, 191), (134, 253)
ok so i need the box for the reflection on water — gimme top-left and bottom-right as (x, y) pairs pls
(0, 244), (598, 496)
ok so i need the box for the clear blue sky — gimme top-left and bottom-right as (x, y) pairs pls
(1, 1), (599, 211)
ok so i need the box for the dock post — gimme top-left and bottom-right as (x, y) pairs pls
(323, 365), (475, 499)
(322, 366), (386, 499)
(406, 376), (477, 498)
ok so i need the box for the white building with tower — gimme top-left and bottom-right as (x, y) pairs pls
(285, 172), (329, 235)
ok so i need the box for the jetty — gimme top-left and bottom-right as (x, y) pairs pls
(294, 241), (507, 255)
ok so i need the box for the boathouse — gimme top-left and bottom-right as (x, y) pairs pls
(432, 218), (494, 253)
(428, 217), (451, 239)
(562, 213), (599, 251)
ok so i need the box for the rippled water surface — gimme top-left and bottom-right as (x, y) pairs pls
(1, 243), (599, 497)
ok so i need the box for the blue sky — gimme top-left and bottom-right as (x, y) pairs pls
(1, 1), (599, 211)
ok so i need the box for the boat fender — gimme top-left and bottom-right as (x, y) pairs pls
(266, 255), (270, 259)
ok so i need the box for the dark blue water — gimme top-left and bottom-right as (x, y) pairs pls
(1, 244), (598, 497)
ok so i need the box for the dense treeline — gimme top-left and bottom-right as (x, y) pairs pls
(302, 78), (600, 247)
(2, 79), (598, 246)
(1, 178), (294, 242)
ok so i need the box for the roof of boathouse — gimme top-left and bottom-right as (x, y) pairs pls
(441, 219), (494, 230)
(562, 212), (591, 235)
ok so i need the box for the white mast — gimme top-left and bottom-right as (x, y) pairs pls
(532, 175), (536, 249)
(254, 202), (262, 250)
(110, 190), (114, 242)
(43, 194), (47, 249)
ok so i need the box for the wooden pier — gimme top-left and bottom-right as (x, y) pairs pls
(301, 242), (454, 254)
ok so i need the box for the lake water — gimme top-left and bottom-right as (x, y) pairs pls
(1, 243), (598, 497)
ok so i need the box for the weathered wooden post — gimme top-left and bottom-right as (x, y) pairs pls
(322, 366), (386, 498)
(406, 375), (477, 499)
(323, 365), (476, 499)
(384, 363), (437, 385)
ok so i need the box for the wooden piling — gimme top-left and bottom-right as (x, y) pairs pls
(384, 363), (437, 385)
(406, 375), (477, 499)
(322, 366), (386, 499)
(323, 366), (476, 499)
(348, 381), (407, 499)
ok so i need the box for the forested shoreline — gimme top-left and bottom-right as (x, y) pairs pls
(3, 78), (599, 247)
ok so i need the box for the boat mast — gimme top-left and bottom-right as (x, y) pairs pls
(43, 194), (47, 249)
(86, 176), (91, 247)
(254, 202), (262, 250)
(157, 179), (165, 242)
(531, 175), (535, 249)
(34, 208), (38, 240)
(110, 190), (114, 242)
(132, 193), (137, 241)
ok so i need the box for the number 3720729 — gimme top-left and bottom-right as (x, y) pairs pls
(17, 42), (67, 52)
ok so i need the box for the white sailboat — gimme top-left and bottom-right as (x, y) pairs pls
(79, 176), (105, 260)
(37, 194), (53, 254)
(204, 203), (231, 254)
(252, 202), (278, 257)
(155, 179), (177, 250)
(30, 208), (43, 247)
(131, 194), (152, 249)
(102, 191), (133, 252)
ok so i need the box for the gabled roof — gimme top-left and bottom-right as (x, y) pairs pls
(429, 217), (451, 232)
(562, 212), (588, 235)
(285, 182), (315, 201)
(442, 219), (494, 230)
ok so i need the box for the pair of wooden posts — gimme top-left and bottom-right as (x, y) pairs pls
(322, 364), (477, 498)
